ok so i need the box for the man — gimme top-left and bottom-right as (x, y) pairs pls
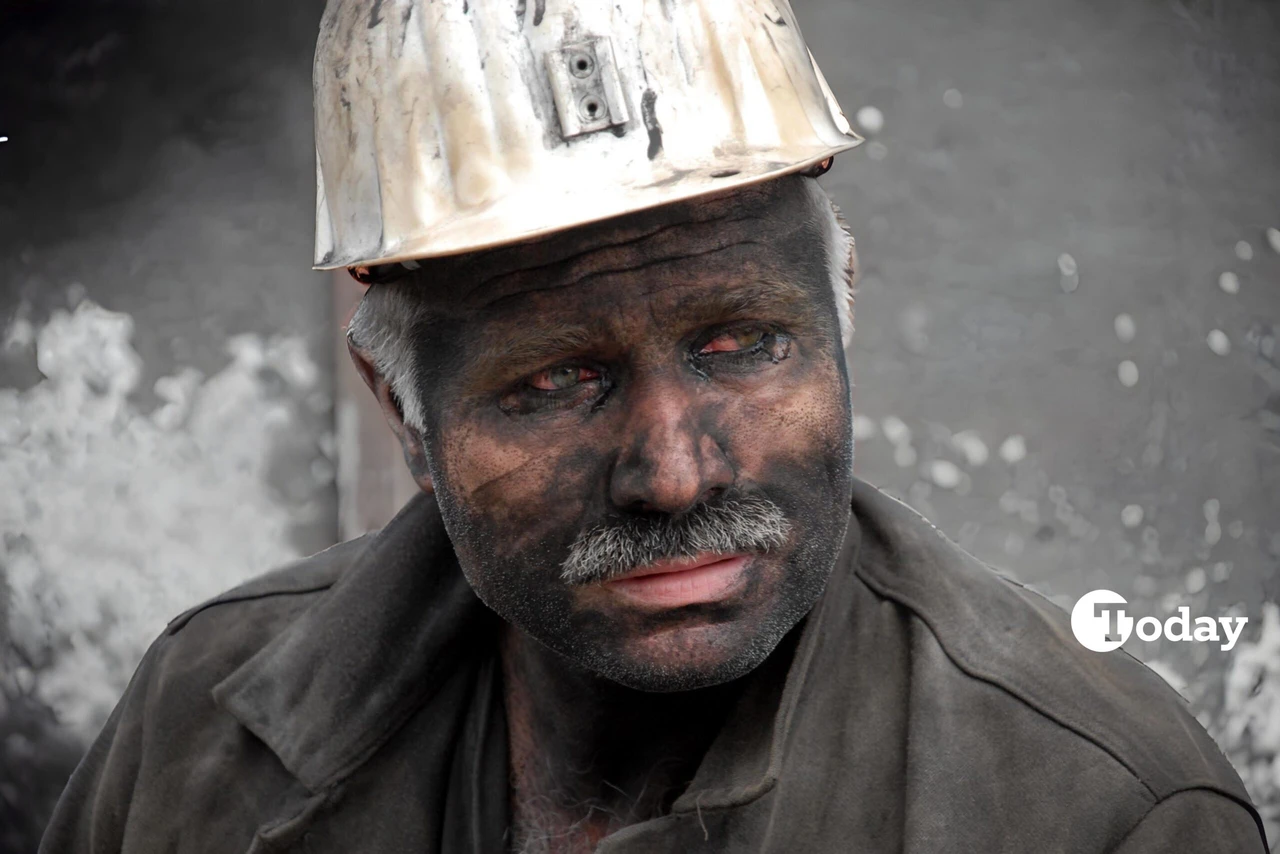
(42, 0), (1267, 852)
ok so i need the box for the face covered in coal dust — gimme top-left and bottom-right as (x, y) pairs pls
(389, 176), (854, 692)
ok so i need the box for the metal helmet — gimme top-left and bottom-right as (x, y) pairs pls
(313, 0), (861, 271)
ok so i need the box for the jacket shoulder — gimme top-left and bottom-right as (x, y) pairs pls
(165, 534), (369, 635)
(848, 480), (1260, 821)
(40, 537), (372, 852)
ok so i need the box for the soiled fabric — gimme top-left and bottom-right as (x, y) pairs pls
(41, 478), (1267, 853)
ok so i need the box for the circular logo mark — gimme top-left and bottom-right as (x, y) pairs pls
(1071, 589), (1130, 652)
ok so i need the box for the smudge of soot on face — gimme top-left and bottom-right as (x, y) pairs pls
(420, 177), (854, 691)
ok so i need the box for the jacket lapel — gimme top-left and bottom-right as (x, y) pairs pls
(209, 492), (506, 853)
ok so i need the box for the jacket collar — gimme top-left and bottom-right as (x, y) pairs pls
(212, 485), (864, 804)
(212, 490), (498, 793)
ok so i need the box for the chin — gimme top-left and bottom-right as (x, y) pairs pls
(552, 547), (835, 692)
(577, 613), (791, 693)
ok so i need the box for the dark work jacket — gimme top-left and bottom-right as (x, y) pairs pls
(41, 478), (1267, 853)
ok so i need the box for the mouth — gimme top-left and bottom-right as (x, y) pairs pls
(603, 553), (752, 609)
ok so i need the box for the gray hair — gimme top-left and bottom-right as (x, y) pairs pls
(560, 493), (791, 585)
(346, 282), (434, 433)
(347, 186), (856, 434)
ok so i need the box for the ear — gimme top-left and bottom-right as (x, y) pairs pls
(346, 338), (435, 494)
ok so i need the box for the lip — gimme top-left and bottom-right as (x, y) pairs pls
(604, 553), (751, 608)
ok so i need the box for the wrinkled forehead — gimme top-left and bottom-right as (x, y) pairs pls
(418, 176), (834, 315)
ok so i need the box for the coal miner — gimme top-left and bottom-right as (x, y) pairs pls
(42, 1), (1266, 852)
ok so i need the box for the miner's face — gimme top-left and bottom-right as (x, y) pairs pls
(403, 177), (853, 691)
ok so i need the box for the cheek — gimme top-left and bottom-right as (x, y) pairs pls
(718, 357), (850, 483)
(431, 414), (605, 556)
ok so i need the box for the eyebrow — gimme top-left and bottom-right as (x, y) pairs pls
(662, 277), (814, 329)
(465, 321), (608, 390)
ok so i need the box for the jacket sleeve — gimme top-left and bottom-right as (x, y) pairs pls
(1110, 788), (1268, 854)
(38, 635), (171, 853)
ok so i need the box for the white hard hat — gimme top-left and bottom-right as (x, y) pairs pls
(313, 0), (862, 271)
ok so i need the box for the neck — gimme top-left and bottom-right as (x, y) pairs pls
(500, 626), (745, 853)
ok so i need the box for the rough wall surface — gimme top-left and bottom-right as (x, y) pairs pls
(0, 1), (334, 849)
(1, 0), (1277, 851)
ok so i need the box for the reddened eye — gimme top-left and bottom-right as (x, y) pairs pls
(700, 328), (766, 354)
(528, 365), (600, 391)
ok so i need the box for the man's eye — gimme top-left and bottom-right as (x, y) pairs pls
(527, 365), (600, 391)
(700, 328), (766, 354)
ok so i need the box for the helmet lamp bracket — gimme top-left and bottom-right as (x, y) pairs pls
(546, 38), (630, 140)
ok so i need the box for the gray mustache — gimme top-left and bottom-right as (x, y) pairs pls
(559, 494), (792, 586)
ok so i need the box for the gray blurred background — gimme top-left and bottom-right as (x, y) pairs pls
(1, 0), (1277, 851)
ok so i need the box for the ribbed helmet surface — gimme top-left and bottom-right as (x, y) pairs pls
(314, 0), (861, 269)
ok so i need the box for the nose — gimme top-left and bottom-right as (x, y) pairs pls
(608, 376), (734, 515)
